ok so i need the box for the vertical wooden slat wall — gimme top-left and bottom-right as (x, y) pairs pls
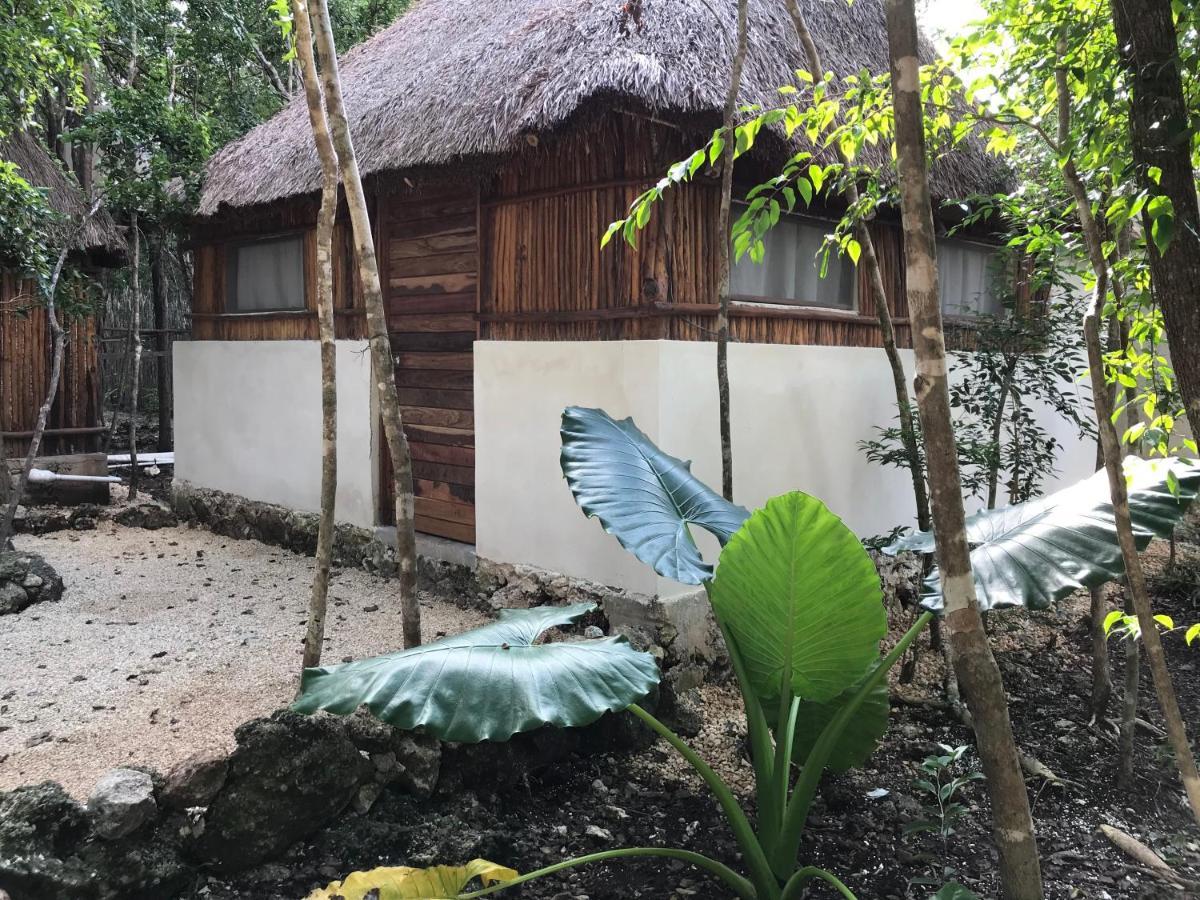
(478, 114), (919, 348)
(0, 272), (103, 457)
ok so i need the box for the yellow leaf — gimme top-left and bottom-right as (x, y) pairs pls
(306, 859), (518, 900)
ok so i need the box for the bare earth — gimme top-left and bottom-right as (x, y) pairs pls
(0, 522), (486, 798)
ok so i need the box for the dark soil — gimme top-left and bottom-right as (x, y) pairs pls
(193, 530), (1200, 900)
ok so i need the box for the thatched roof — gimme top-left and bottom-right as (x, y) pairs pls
(199, 0), (1010, 216)
(1, 132), (124, 260)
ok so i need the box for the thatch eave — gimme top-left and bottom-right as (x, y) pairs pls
(1, 132), (125, 265)
(198, 0), (1012, 218)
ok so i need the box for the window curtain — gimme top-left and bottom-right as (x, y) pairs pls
(230, 237), (305, 312)
(938, 240), (1002, 317)
(730, 216), (855, 309)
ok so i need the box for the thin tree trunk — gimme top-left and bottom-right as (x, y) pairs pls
(292, 0), (341, 674)
(150, 233), (171, 452)
(0, 199), (104, 545)
(1089, 228), (1134, 724)
(714, 0), (748, 502)
(884, 4), (1044, 897)
(1054, 42), (1200, 826)
(986, 361), (1017, 510)
(1110, 0), (1200, 436)
(1088, 583), (1113, 722)
(784, 0), (931, 533)
(1118, 585), (1141, 786)
(127, 214), (142, 501)
(307, 0), (421, 648)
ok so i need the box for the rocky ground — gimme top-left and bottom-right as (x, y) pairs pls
(3, 517), (1200, 899)
(0, 522), (485, 796)
(198, 539), (1200, 900)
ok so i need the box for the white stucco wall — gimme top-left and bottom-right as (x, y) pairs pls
(174, 340), (376, 528)
(474, 340), (1098, 597)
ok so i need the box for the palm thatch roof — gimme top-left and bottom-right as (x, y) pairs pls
(199, 0), (1009, 216)
(1, 132), (124, 260)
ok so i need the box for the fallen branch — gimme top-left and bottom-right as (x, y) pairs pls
(1098, 824), (1193, 888)
(1019, 752), (1076, 789)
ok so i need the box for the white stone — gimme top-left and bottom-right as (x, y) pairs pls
(89, 768), (157, 840)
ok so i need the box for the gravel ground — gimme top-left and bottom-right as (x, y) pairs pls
(0, 522), (486, 798)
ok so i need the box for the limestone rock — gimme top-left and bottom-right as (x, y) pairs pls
(0, 550), (63, 615)
(160, 749), (229, 810)
(114, 503), (178, 530)
(190, 710), (371, 873)
(392, 733), (441, 799)
(89, 769), (157, 840)
(0, 584), (28, 616)
(0, 781), (93, 898)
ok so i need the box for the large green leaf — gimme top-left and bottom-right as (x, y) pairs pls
(293, 603), (659, 742)
(787, 678), (891, 773)
(560, 406), (749, 584)
(887, 457), (1200, 612)
(709, 492), (887, 705)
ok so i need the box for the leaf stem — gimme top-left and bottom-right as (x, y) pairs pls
(454, 847), (757, 900)
(774, 611), (935, 872)
(779, 866), (858, 900)
(627, 703), (780, 898)
(769, 689), (800, 880)
(711, 599), (779, 850)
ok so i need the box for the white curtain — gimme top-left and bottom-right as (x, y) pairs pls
(231, 237), (305, 312)
(938, 239), (1002, 317)
(730, 216), (855, 309)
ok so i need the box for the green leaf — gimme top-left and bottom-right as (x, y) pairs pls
(293, 603), (659, 742)
(784, 676), (890, 772)
(1186, 623), (1200, 646)
(887, 458), (1200, 612)
(1103, 610), (1126, 635)
(600, 220), (623, 249)
(796, 177), (814, 206)
(560, 407), (749, 584)
(709, 493), (886, 704)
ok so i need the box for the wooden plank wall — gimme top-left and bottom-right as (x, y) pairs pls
(0, 272), (102, 457)
(377, 184), (478, 543)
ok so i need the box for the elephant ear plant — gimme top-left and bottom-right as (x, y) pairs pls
(886, 456), (1200, 611)
(295, 409), (1199, 900)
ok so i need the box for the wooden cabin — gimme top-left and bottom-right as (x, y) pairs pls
(0, 133), (123, 459)
(181, 0), (1094, 593)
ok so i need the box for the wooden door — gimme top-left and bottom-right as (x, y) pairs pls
(378, 187), (477, 543)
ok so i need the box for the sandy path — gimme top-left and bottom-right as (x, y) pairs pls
(0, 522), (486, 798)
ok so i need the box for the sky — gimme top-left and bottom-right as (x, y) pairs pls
(921, 0), (987, 45)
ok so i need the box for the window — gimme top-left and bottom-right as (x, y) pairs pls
(937, 238), (1004, 318)
(729, 214), (856, 310)
(226, 235), (306, 312)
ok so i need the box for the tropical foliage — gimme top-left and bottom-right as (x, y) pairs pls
(888, 457), (1200, 611)
(298, 407), (1200, 898)
(293, 603), (660, 742)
